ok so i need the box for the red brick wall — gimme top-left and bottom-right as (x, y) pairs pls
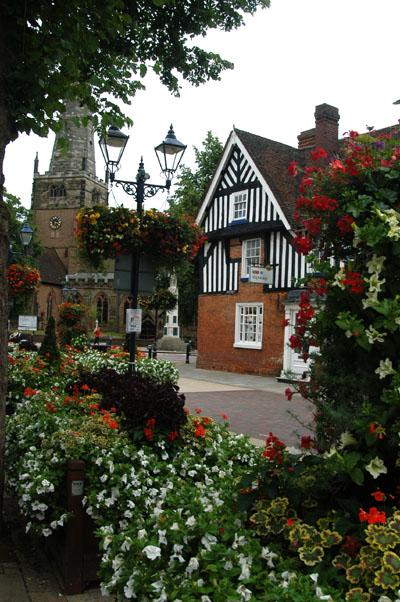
(197, 284), (287, 376)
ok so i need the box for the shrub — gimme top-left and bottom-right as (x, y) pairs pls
(70, 368), (187, 440)
(38, 316), (61, 366)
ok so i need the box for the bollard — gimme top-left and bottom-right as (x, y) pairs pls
(148, 344), (153, 359)
(65, 459), (85, 594)
(186, 340), (191, 364)
(153, 342), (157, 359)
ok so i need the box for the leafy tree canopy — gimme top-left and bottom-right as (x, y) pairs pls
(4, 191), (41, 264)
(1, 0), (269, 143)
(169, 131), (223, 218)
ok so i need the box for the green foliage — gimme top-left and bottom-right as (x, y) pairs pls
(169, 131), (224, 217)
(139, 289), (177, 312)
(1, 1), (269, 142)
(38, 316), (61, 367)
(4, 190), (42, 264)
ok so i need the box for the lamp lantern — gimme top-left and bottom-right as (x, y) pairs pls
(154, 125), (186, 187)
(19, 222), (33, 248)
(100, 125), (129, 181)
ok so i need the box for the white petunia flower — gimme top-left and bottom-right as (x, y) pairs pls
(142, 545), (162, 560)
(236, 585), (252, 600)
(365, 457), (387, 479)
(186, 557), (199, 576)
(201, 533), (217, 551)
(367, 254), (386, 274)
(375, 358), (396, 379)
(365, 326), (386, 344)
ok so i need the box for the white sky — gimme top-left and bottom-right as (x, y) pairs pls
(4, 0), (400, 211)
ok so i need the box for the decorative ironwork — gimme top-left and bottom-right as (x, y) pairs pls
(114, 179), (168, 199)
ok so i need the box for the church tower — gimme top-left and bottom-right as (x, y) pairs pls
(31, 101), (122, 332)
(31, 100), (108, 274)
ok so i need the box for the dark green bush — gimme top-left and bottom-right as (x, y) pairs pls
(38, 316), (61, 366)
(70, 368), (187, 439)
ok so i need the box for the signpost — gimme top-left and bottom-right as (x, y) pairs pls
(249, 266), (273, 285)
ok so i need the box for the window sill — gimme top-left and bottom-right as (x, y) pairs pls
(233, 342), (262, 350)
(228, 219), (248, 226)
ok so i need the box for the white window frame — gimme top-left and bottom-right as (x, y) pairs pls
(234, 303), (263, 349)
(229, 191), (248, 222)
(241, 238), (262, 278)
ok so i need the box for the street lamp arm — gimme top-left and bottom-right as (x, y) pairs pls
(112, 178), (171, 200)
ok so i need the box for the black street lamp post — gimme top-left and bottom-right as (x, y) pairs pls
(100, 125), (186, 371)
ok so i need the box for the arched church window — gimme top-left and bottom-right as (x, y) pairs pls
(97, 294), (109, 324)
(49, 185), (57, 199)
(58, 184), (67, 198)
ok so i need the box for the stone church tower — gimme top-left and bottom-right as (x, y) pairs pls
(31, 101), (124, 332)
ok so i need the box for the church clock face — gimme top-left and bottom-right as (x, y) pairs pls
(49, 215), (62, 229)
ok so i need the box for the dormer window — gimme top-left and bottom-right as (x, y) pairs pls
(233, 191), (247, 220)
(228, 191), (248, 224)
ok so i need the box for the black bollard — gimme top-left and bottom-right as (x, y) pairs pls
(186, 340), (191, 364)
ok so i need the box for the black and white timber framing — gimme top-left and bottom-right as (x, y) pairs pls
(197, 129), (309, 294)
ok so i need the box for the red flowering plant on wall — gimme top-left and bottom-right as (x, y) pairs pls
(7, 263), (40, 297)
(284, 125), (400, 502)
(74, 205), (206, 270)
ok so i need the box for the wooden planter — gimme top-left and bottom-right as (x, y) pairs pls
(47, 460), (100, 595)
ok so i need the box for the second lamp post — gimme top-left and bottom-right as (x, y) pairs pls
(99, 125), (186, 371)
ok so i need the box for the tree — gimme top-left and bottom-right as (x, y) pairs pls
(4, 191), (41, 264)
(169, 132), (223, 330)
(169, 131), (224, 217)
(0, 0), (270, 517)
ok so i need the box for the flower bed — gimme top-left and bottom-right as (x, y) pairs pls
(6, 335), (400, 600)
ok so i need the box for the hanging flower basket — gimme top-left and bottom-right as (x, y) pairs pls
(75, 206), (207, 269)
(7, 263), (40, 297)
(138, 289), (177, 312)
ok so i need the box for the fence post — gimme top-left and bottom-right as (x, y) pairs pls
(64, 459), (85, 594)
(153, 342), (157, 359)
(148, 345), (153, 359)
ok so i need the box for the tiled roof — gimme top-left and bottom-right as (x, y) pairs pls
(234, 128), (307, 228)
(38, 248), (67, 285)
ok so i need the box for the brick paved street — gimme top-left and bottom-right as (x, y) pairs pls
(183, 389), (314, 448)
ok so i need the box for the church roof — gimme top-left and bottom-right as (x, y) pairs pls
(38, 248), (67, 286)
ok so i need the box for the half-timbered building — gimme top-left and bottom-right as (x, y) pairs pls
(196, 104), (340, 377)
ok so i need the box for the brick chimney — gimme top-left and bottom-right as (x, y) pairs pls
(297, 104), (340, 158)
(315, 103), (340, 158)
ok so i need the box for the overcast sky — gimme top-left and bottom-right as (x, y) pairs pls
(3, 0), (400, 211)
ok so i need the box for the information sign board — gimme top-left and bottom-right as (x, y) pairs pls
(249, 267), (273, 285)
(18, 315), (37, 331)
(126, 309), (142, 333)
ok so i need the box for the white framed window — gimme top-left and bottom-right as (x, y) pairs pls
(242, 238), (261, 277)
(229, 191), (248, 222)
(234, 303), (263, 349)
